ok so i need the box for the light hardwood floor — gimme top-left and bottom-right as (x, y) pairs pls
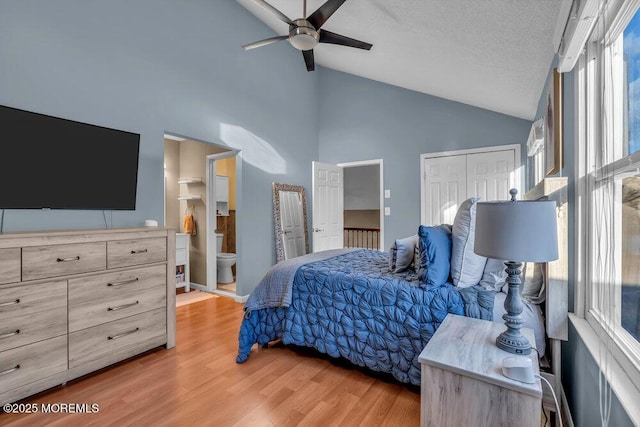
(1, 296), (420, 426)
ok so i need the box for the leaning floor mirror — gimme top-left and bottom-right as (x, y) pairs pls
(272, 182), (309, 262)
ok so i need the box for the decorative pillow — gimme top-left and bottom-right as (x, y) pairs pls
(522, 262), (545, 304)
(451, 197), (487, 288)
(416, 224), (452, 273)
(416, 224), (452, 287)
(479, 258), (507, 291)
(388, 235), (418, 273)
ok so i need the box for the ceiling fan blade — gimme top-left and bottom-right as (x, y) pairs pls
(250, 0), (294, 25)
(307, 0), (346, 29)
(319, 30), (372, 50)
(242, 35), (289, 50)
(302, 49), (315, 72)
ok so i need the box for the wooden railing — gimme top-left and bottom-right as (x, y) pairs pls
(344, 227), (380, 250)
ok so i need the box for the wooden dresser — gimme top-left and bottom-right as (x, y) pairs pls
(0, 227), (176, 405)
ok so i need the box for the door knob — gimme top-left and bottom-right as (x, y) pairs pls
(313, 228), (324, 232)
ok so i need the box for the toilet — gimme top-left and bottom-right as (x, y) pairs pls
(216, 233), (236, 284)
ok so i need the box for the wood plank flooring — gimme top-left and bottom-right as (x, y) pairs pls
(0, 296), (420, 426)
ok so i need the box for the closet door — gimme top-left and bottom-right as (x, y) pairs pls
(422, 154), (467, 226)
(420, 145), (520, 225)
(466, 150), (515, 201)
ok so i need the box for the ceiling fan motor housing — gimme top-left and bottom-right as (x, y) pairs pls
(289, 19), (319, 50)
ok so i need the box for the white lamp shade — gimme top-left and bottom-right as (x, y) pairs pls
(474, 200), (559, 262)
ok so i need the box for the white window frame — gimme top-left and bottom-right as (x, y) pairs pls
(574, 0), (640, 418)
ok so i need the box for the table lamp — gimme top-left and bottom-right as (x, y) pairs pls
(474, 189), (558, 355)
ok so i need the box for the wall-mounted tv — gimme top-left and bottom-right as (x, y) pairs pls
(0, 104), (140, 210)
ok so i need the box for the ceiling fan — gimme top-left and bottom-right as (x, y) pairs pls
(242, 0), (373, 72)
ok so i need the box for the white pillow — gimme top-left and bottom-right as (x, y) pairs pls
(451, 197), (487, 288)
(479, 258), (507, 291)
(522, 262), (545, 304)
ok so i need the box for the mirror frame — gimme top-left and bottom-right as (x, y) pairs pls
(272, 182), (309, 262)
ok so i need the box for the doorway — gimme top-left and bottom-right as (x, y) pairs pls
(206, 151), (240, 300)
(312, 159), (384, 252)
(339, 160), (384, 251)
(163, 134), (241, 301)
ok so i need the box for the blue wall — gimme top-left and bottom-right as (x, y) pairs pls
(317, 68), (531, 246)
(0, 0), (319, 296)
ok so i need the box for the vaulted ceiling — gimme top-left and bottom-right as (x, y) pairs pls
(236, 0), (572, 120)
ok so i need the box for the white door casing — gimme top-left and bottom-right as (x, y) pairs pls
(279, 190), (306, 258)
(312, 161), (344, 252)
(420, 144), (521, 225)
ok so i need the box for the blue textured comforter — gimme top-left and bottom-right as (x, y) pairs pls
(237, 249), (495, 386)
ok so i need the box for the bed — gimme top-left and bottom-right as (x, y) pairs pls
(240, 198), (565, 386)
(238, 181), (567, 407)
(237, 246), (549, 386)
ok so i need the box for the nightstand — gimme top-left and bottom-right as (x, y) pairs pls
(418, 314), (542, 427)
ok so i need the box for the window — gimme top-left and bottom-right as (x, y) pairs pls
(578, 0), (640, 385)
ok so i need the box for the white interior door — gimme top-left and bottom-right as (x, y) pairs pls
(279, 190), (306, 258)
(466, 150), (515, 201)
(422, 154), (467, 225)
(312, 161), (343, 252)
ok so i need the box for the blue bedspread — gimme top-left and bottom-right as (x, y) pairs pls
(237, 249), (494, 386)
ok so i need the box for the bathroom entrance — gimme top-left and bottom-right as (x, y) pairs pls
(163, 134), (240, 301)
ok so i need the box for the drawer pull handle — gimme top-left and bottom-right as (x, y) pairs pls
(0, 299), (20, 307)
(108, 327), (139, 340)
(0, 365), (20, 376)
(57, 256), (80, 262)
(131, 249), (148, 254)
(107, 301), (139, 311)
(0, 330), (19, 340)
(107, 278), (139, 287)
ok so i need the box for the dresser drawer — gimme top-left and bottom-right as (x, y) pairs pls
(107, 238), (166, 269)
(68, 265), (166, 306)
(69, 308), (166, 368)
(0, 280), (66, 319)
(0, 307), (67, 353)
(69, 284), (166, 333)
(22, 242), (106, 281)
(0, 248), (20, 285)
(0, 336), (67, 393)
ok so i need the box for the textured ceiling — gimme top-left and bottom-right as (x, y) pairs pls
(236, 0), (570, 120)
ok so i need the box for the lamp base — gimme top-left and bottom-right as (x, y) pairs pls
(497, 261), (532, 355)
(496, 331), (532, 355)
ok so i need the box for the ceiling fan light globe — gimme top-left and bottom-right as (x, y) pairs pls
(289, 33), (318, 50)
(288, 21), (319, 51)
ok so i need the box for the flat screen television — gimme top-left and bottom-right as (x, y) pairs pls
(0, 104), (140, 210)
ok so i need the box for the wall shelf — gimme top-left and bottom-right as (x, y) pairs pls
(178, 177), (204, 184)
(177, 194), (204, 202)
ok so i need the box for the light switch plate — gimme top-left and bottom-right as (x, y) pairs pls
(384, 207), (391, 216)
(384, 189), (391, 198)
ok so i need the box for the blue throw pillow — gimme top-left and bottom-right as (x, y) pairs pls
(417, 224), (452, 287)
